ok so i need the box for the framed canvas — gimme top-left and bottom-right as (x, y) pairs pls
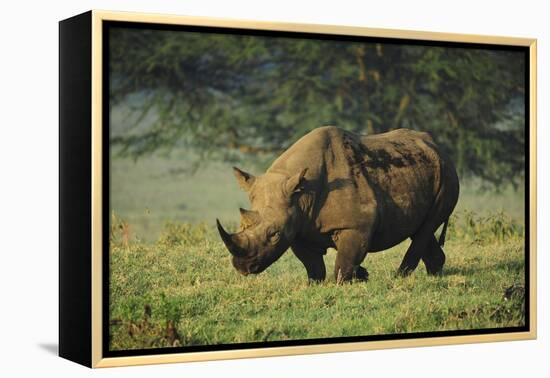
(59, 10), (537, 368)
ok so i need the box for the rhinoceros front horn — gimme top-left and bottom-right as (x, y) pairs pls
(216, 219), (249, 257)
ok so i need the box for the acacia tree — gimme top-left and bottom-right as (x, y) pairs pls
(109, 27), (525, 187)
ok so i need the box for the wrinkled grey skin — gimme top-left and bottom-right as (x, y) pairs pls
(217, 126), (459, 283)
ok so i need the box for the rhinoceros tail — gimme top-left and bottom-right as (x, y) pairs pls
(438, 218), (449, 247)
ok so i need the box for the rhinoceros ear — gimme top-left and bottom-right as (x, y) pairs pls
(285, 168), (308, 195)
(233, 167), (256, 192)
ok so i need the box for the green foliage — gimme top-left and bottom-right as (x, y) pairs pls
(449, 210), (524, 242)
(157, 222), (212, 246)
(109, 27), (525, 188)
(109, 212), (525, 351)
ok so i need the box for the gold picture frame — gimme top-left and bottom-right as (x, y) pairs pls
(59, 10), (537, 368)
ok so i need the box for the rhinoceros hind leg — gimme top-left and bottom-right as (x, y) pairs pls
(422, 235), (446, 275)
(397, 231), (432, 276)
(399, 190), (453, 277)
(397, 243), (421, 276)
(354, 265), (369, 281)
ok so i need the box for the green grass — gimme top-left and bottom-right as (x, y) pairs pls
(109, 154), (526, 350)
(109, 213), (525, 351)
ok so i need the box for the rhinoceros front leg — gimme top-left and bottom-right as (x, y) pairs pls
(332, 229), (371, 284)
(291, 241), (326, 283)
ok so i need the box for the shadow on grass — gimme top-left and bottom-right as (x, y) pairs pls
(444, 259), (525, 277)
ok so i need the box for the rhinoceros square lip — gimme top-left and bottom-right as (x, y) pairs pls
(58, 10), (536, 368)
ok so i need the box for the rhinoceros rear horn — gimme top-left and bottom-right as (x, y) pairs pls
(216, 219), (249, 257)
(239, 208), (260, 228)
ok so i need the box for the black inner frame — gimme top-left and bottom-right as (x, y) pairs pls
(102, 20), (531, 358)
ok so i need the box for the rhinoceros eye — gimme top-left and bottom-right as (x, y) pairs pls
(269, 231), (281, 244)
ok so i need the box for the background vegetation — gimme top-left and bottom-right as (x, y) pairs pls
(108, 26), (527, 350)
(109, 27), (525, 187)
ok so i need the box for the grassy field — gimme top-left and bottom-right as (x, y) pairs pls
(109, 153), (526, 351)
(109, 205), (525, 350)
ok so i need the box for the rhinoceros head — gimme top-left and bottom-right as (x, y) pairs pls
(216, 166), (307, 276)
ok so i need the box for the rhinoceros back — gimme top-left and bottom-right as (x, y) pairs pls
(356, 129), (445, 250)
(267, 126), (453, 251)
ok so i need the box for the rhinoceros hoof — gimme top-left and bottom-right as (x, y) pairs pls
(354, 266), (369, 281)
(396, 266), (414, 277)
(426, 267), (444, 276)
(308, 278), (325, 285)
